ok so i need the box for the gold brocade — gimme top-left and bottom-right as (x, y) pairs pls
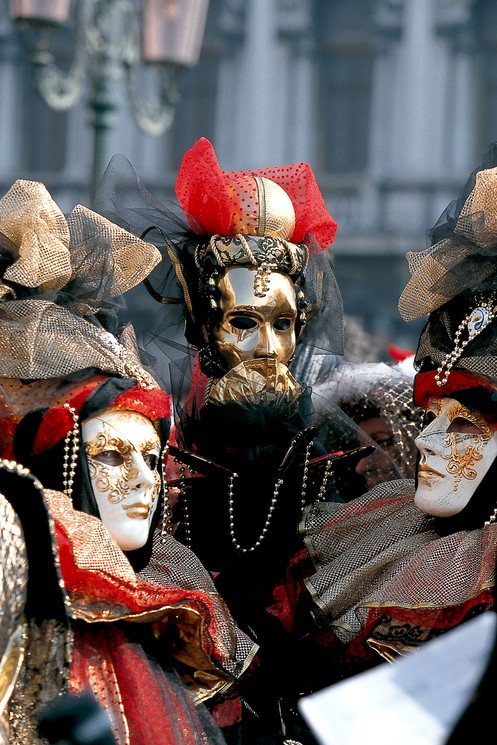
(0, 463), (72, 744)
(196, 234), (308, 286)
(0, 626), (25, 718)
(0, 494), (28, 743)
(207, 358), (303, 405)
(44, 489), (253, 702)
(8, 619), (72, 745)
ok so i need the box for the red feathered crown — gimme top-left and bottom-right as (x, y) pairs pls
(175, 137), (338, 252)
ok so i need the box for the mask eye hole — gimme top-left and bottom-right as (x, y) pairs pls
(229, 316), (257, 330)
(92, 450), (124, 466)
(144, 453), (159, 470)
(274, 317), (293, 331)
(447, 417), (483, 434)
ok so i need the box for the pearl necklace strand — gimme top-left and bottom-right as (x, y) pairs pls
(435, 300), (497, 386)
(176, 442), (334, 554)
(228, 442), (332, 554)
(62, 403), (80, 500)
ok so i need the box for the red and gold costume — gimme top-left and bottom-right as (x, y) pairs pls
(46, 486), (254, 744)
(0, 178), (256, 744)
(299, 478), (495, 680)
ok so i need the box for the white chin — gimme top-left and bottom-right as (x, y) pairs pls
(414, 489), (463, 517)
(112, 531), (149, 552)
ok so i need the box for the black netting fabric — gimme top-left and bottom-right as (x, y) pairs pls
(396, 142), (497, 383)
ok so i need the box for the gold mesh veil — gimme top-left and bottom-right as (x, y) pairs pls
(0, 179), (162, 383)
(398, 144), (497, 382)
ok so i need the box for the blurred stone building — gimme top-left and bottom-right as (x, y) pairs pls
(1, 0), (496, 357)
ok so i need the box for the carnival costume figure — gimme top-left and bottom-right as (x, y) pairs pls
(0, 459), (75, 744)
(300, 141), (497, 684)
(0, 178), (256, 744)
(94, 138), (383, 744)
(311, 361), (423, 497)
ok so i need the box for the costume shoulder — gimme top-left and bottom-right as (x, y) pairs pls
(0, 459), (71, 744)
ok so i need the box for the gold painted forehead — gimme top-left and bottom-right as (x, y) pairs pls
(425, 396), (492, 437)
(216, 267), (298, 312)
(83, 410), (160, 449)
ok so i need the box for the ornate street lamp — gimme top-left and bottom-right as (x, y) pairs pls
(9, 0), (209, 201)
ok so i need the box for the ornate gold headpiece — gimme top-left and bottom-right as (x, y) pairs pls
(195, 233), (309, 299)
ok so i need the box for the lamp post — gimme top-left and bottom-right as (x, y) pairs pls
(9, 0), (209, 203)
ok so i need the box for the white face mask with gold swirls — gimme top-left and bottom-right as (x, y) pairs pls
(82, 410), (161, 550)
(415, 396), (497, 517)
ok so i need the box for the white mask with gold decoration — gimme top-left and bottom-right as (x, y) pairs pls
(415, 396), (497, 517)
(82, 410), (161, 551)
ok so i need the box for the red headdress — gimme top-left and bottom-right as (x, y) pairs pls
(175, 136), (338, 251)
(30, 374), (172, 456)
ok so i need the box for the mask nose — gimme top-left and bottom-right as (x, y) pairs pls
(129, 453), (157, 494)
(254, 324), (278, 359)
(415, 430), (439, 458)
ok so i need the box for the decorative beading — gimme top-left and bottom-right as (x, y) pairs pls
(62, 403), (80, 500)
(435, 299), (497, 386)
(160, 440), (172, 543)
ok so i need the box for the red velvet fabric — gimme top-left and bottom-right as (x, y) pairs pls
(32, 375), (171, 454)
(413, 369), (497, 408)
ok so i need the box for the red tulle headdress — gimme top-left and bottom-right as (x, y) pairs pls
(175, 137), (338, 251)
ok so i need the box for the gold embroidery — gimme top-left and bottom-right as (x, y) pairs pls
(441, 403), (493, 488)
(84, 419), (161, 505)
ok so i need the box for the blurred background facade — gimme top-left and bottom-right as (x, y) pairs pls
(1, 0), (497, 357)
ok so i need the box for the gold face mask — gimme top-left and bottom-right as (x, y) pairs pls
(212, 266), (298, 370)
